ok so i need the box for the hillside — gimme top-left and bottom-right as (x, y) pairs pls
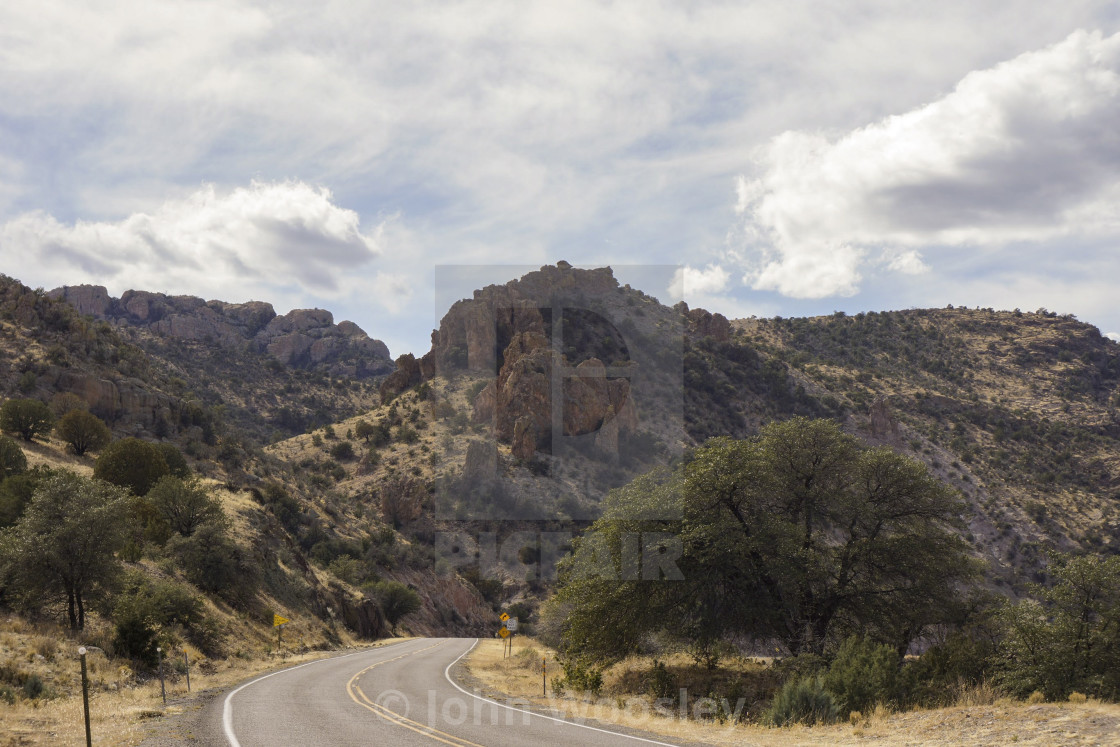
(3, 263), (1120, 733)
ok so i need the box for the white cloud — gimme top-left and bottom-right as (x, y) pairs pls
(735, 29), (1120, 298)
(1106, 332), (1120, 343)
(0, 180), (382, 303)
(669, 264), (731, 300)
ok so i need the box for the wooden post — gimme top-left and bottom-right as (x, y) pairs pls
(79, 647), (92, 747)
(157, 647), (166, 705)
(542, 657), (546, 696)
(183, 650), (190, 692)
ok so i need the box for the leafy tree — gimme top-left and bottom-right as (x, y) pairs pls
(550, 417), (976, 662)
(0, 470), (47, 528)
(370, 580), (421, 632)
(94, 438), (169, 496)
(0, 471), (131, 629)
(354, 419), (375, 443)
(55, 410), (111, 456)
(147, 476), (224, 537)
(996, 553), (1120, 700)
(156, 443), (191, 478)
(168, 521), (256, 606)
(0, 435), (27, 479)
(0, 399), (54, 442)
(49, 392), (88, 419)
(111, 571), (216, 665)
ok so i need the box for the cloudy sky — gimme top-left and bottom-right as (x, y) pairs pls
(2, 1), (1120, 356)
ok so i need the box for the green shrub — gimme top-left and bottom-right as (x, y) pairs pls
(21, 674), (44, 700)
(330, 441), (355, 461)
(370, 580), (421, 631)
(558, 658), (604, 696)
(823, 636), (901, 714)
(763, 675), (838, 726)
(0, 399), (54, 442)
(647, 660), (676, 699)
(156, 443), (191, 478)
(55, 410), (111, 456)
(0, 434), (27, 479)
(94, 438), (170, 496)
(147, 476), (224, 537)
(113, 573), (216, 664)
(168, 522), (256, 606)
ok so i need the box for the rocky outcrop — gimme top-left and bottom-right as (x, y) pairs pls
(679, 304), (732, 342)
(52, 369), (172, 428)
(48, 285), (392, 378)
(378, 353), (423, 400)
(380, 263), (641, 459)
(869, 398), (903, 446)
(48, 284), (111, 318)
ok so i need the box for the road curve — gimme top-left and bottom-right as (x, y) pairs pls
(216, 637), (687, 746)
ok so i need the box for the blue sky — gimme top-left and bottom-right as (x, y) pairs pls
(2, 1), (1120, 357)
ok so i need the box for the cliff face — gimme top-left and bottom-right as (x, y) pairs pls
(382, 263), (663, 463)
(48, 285), (392, 379)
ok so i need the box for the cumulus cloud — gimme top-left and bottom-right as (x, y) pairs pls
(735, 29), (1120, 298)
(1107, 332), (1120, 343)
(0, 180), (382, 302)
(669, 264), (731, 300)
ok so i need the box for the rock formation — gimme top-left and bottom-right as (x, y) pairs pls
(48, 285), (392, 378)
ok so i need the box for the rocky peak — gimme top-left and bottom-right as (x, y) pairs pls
(48, 285), (392, 379)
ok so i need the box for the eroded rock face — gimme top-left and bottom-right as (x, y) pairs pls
(685, 306), (732, 343)
(47, 286), (392, 378)
(47, 285), (110, 318)
(390, 263), (640, 459)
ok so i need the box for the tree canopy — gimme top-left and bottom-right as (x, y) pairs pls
(55, 410), (112, 456)
(94, 437), (169, 496)
(0, 471), (131, 629)
(0, 399), (54, 442)
(0, 434), (27, 479)
(549, 417), (977, 662)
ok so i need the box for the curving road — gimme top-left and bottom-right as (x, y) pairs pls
(212, 637), (687, 746)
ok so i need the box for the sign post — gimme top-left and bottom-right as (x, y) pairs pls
(274, 614), (290, 650)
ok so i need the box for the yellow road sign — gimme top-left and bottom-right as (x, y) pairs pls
(273, 614), (290, 627)
(498, 626), (511, 639)
(499, 612), (510, 622)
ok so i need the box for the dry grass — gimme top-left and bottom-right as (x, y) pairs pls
(464, 638), (1120, 746)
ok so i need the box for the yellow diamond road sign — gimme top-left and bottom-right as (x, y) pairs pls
(273, 614), (290, 627)
(498, 627), (511, 639)
(499, 612), (510, 622)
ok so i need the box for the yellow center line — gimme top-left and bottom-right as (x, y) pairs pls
(344, 641), (486, 747)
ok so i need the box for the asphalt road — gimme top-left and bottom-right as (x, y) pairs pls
(208, 637), (687, 747)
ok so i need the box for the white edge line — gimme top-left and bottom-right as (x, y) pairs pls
(443, 638), (682, 747)
(222, 639), (417, 747)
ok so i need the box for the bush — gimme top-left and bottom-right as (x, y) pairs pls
(156, 443), (191, 478)
(0, 434), (27, 479)
(0, 399), (54, 441)
(147, 476), (224, 537)
(557, 658), (604, 696)
(0, 469), (49, 528)
(370, 580), (421, 631)
(764, 675), (838, 726)
(646, 660), (676, 699)
(55, 410), (111, 456)
(823, 636), (901, 714)
(168, 522), (256, 606)
(94, 438), (170, 496)
(113, 573), (216, 664)
(330, 441), (356, 461)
